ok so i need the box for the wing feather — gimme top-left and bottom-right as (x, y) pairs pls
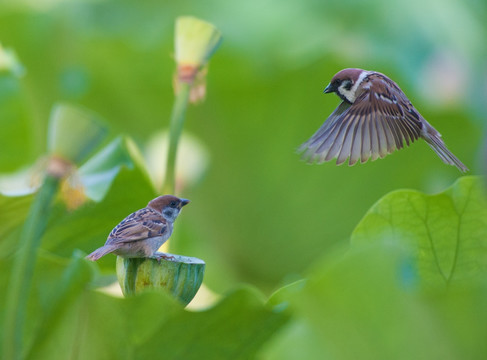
(336, 115), (358, 165)
(323, 113), (355, 161)
(395, 117), (411, 146)
(370, 113), (380, 161)
(360, 113), (371, 163)
(384, 116), (402, 150)
(106, 208), (167, 245)
(299, 101), (351, 158)
(382, 117), (396, 153)
(349, 116), (364, 165)
(374, 114), (388, 158)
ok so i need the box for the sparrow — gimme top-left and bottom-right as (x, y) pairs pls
(299, 68), (468, 172)
(86, 195), (190, 261)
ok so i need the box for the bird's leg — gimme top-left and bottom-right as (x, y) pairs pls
(152, 252), (177, 262)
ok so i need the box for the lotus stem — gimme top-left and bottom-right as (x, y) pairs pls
(2, 104), (105, 360)
(2, 173), (60, 360)
(163, 81), (191, 195)
(163, 16), (221, 194)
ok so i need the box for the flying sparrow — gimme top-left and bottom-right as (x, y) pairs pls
(86, 195), (190, 261)
(299, 68), (468, 172)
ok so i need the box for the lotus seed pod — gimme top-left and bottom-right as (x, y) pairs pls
(116, 255), (205, 306)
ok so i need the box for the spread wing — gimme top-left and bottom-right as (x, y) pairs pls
(106, 207), (167, 245)
(300, 72), (423, 166)
(298, 101), (351, 153)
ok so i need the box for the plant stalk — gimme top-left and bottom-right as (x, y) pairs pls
(2, 174), (60, 360)
(163, 80), (192, 195)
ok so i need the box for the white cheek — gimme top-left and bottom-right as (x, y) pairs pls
(339, 84), (356, 103)
(339, 71), (369, 103)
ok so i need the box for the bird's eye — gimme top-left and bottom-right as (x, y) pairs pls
(170, 201), (177, 207)
(334, 79), (341, 85)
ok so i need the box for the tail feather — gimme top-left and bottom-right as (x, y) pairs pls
(424, 134), (468, 173)
(86, 245), (118, 261)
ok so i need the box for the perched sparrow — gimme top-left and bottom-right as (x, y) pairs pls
(299, 68), (468, 172)
(86, 195), (190, 261)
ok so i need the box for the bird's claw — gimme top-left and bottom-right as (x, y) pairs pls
(153, 252), (177, 262)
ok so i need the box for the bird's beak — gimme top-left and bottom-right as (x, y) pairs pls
(323, 83), (333, 93)
(180, 199), (190, 207)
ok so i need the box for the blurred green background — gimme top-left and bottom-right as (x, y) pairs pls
(2, 1), (487, 359)
(1, 0), (485, 296)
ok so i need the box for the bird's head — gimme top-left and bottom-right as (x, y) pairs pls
(324, 68), (369, 104)
(148, 195), (190, 222)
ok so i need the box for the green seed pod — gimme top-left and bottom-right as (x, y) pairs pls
(116, 255), (205, 306)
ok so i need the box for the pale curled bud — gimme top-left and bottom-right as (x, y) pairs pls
(116, 255), (205, 306)
(47, 103), (107, 165)
(174, 16), (222, 83)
